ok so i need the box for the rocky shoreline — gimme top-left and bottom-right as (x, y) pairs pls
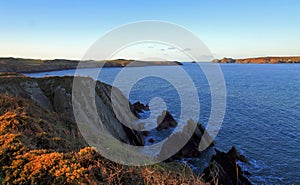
(131, 100), (252, 184)
(212, 56), (300, 64)
(0, 73), (252, 184)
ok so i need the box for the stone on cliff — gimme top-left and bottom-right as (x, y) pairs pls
(156, 110), (178, 131)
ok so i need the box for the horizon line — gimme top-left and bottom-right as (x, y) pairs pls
(1, 55), (300, 62)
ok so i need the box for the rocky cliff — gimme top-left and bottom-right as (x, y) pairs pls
(0, 74), (209, 184)
(0, 73), (252, 184)
(0, 73), (144, 148)
(212, 56), (300, 64)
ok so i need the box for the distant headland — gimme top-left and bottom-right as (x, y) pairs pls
(0, 57), (182, 73)
(212, 56), (300, 64)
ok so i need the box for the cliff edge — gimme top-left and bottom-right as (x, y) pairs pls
(0, 74), (206, 184)
(0, 74), (252, 184)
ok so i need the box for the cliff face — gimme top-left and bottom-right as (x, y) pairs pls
(0, 74), (207, 184)
(0, 74), (144, 149)
(212, 56), (300, 64)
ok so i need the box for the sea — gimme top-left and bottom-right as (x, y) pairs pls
(25, 63), (300, 184)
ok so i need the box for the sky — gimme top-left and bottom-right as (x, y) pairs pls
(0, 0), (300, 61)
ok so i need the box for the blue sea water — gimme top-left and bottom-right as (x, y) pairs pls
(25, 63), (300, 184)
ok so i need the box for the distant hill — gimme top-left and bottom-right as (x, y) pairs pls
(212, 56), (300, 64)
(0, 57), (182, 73)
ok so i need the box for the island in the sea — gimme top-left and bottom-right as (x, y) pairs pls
(212, 56), (300, 64)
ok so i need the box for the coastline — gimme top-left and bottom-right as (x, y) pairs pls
(212, 56), (300, 64)
(0, 71), (252, 184)
(0, 57), (182, 73)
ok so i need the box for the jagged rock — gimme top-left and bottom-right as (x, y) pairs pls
(159, 119), (214, 161)
(133, 101), (150, 112)
(203, 146), (252, 185)
(148, 138), (155, 143)
(156, 110), (178, 131)
(131, 101), (150, 118)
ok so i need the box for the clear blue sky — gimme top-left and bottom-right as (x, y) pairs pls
(1, 0), (299, 60)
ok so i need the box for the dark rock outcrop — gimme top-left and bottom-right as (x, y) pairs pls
(156, 110), (178, 131)
(132, 101), (149, 112)
(148, 138), (155, 143)
(131, 101), (150, 117)
(159, 119), (214, 161)
(203, 146), (252, 185)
